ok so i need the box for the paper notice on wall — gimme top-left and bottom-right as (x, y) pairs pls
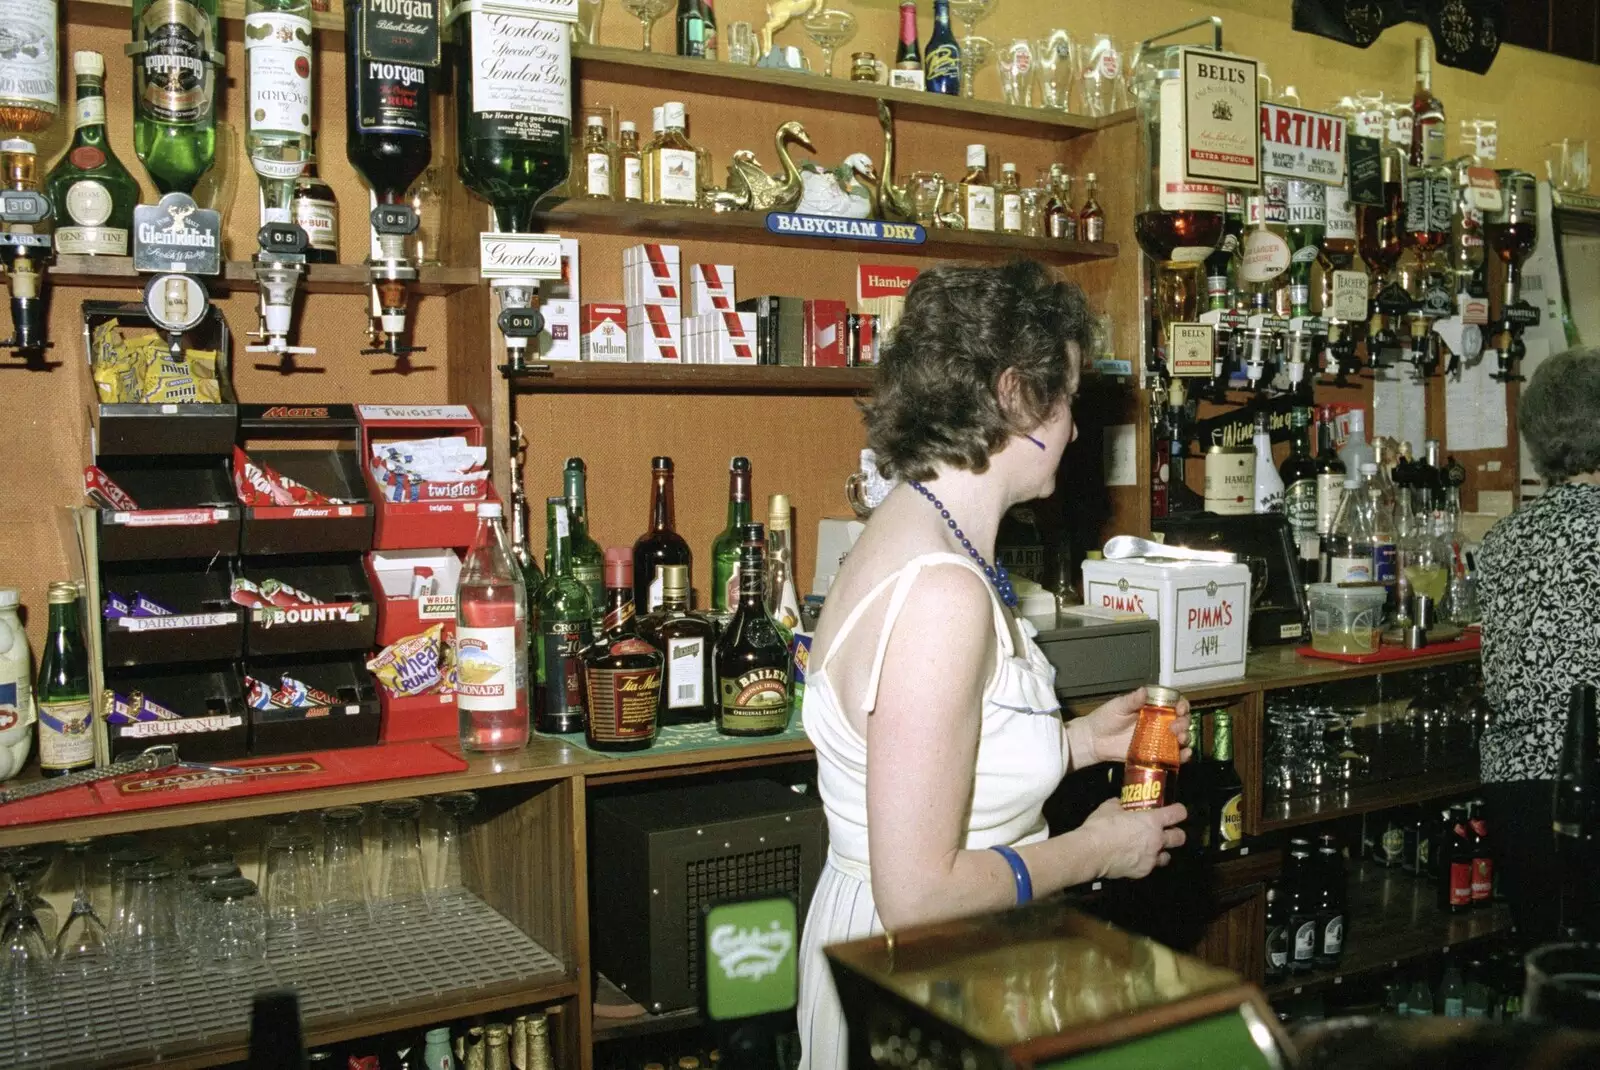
(1445, 356), (1509, 452)
(1373, 368), (1427, 455)
(1105, 424), (1138, 487)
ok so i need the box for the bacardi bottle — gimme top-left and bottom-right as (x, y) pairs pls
(538, 496), (592, 734)
(715, 523), (791, 737)
(710, 456), (752, 614)
(0, 0), (58, 134)
(131, 0), (219, 193)
(457, 503), (530, 752)
(35, 580), (91, 777)
(46, 52), (138, 257)
(244, 0), (314, 198)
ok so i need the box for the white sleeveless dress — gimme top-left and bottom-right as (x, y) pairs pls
(796, 553), (1068, 1070)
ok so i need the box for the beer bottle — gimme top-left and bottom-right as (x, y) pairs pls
(1208, 710), (1244, 853)
(1120, 684), (1183, 811)
(1315, 834), (1346, 969)
(1468, 798), (1493, 908)
(1285, 843), (1319, 973)
(36, 580), (93, 776)
(1442, 804), (1474, 913)
(1264, 883), (1289, 983)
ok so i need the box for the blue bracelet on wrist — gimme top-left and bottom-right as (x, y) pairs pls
(990, 844), (1034, 905)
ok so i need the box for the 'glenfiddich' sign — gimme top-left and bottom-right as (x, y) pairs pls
(133, 192), (222, 276)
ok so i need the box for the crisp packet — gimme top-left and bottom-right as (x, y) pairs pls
(370, 436), (489, 503)
(132, 592), (175, 617)
(366, 623), (446, 698)
(103, 592), (132, 620)
(233, 446), (337, 506)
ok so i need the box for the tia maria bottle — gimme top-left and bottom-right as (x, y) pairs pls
(345, 0), (434, 206)
(582, 548), (662, 752)
(456, 503), (529, 752)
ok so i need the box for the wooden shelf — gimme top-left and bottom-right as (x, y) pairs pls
(6, 254), (480, 296)
(573, 44), (1133, 140)
(1265, 862), (1512, 998)
(592, 973), (702, 1044)
(72, 0), (346, 32)
(533, 198), (1119, 263)
(508, 362), (873, 394)
(1260, 765), (1482, 833)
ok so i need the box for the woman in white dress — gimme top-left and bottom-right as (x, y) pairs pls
(797, 262), (1192, 1070)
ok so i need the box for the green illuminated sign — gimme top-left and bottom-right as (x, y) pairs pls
(703, 896), (798, 1022)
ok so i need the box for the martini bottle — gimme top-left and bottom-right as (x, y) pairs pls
(131, 0), (220, 193)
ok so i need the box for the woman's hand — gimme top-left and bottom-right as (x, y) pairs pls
(1067, 687), (1193, 770)
(1079, 798), (1188, 879)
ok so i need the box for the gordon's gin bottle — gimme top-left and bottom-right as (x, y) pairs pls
(457, 502), (529, 751)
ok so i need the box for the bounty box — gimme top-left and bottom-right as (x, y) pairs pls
(1081, 556), (1252, 688)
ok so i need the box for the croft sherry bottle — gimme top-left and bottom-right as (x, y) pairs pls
(344, 0), (434, 205)
(35, 581), (91, 777)
(632, 457), (692, 614)
(641, 564), (716, 725)
(538, 496), (592, 734)
(582, 548), (662, 752)
(715, 524), (791, 737)
(131, 0), (219, 193)
(710, 456), (752, 614)
(46, 52), (138, 257)
(455, 2), (571, 231)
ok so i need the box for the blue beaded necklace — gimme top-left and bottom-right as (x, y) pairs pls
(907, 480), (1019, 609)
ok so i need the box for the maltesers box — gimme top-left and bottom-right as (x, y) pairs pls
(624, 243), (682, 307)
(1080, 556), (1253, 688)
(689, 264), (736, 314)
(628, 304), (682, 363)
(686, 310), (757, 365)
(582, 304), (629, 363)
(536, 238), (581, 361)
(805, 299), (850, 368)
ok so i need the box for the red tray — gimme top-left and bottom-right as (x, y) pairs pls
(0, 741), (466, 828)
(381, 690), (458, 742)
(1297, 631), (1481, 664)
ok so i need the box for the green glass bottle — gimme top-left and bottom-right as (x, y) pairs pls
(710, 456), (752, 614)
(508, 471), (545, 724)
(46, 52), (139, 257)
(36, 581), (92, 777)
(537, 496), (592, 735)
(130, 0), (220, 194)
(548, 458), (603, 624)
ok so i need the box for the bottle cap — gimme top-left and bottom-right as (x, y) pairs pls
(0, 588), (15, 608)
(1343, 478), (1358, 489)
(479, 502), (503, 518)
(1087, 171), (1098, 182)
(652, 106), (665, 132)
(74, 51), (104, 77)
(605, 547), (632, 588)
(620, 120), (637, 133)
(47, 580), (77, 604)
(661, 564), (689, 597)
(741, 522), (766, 544)
(587, 114), (605, 128)
(1002, 162), (1017, 174)
(652, 455), (674, 470)
(1145, 684), (1182, 707)
(768, 493), (791, 529)
(730, 455), (750, 472)
(1361, 462), (1378, 474)
(664, 102), (687, 128)
(966, 144), (987, 168)
(566, 455), (586, 473)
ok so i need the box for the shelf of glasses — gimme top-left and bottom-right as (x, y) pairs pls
(571, 44), (1135, 139)
(531, 198), (1119, 263)
(1259, 764), (1483, 833)
(1264, 861), (1513, 999)
(0, 255), (481, 296)
(0, 894), (575, 1070)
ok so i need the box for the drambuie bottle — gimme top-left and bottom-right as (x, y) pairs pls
(1121, 684), (1183, 810)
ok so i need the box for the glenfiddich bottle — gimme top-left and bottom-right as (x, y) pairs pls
(289, 137), (338, 262)
(642, 564), (715, 725)
(715, 523), (791, 737)
(36, 581), (91, 777)
(632, 457), (692, 614)
(582, 548), (662, 751)
(710, 456), (752, 614)
(345, 0), (434, 207)
(46, 52), (138, 257)
(551, 457), (604, 622)
(456, 1), (572, 232)
(131, 0), (219, 193)
(538, 496), (592, 734)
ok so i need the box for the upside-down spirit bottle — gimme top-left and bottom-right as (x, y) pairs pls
(538, 496), (593, 734)
(46, 52), (138, 257)
(345, 0), (434, 205)
(715, 524), (791, 737)
(456, 503), (530, 752)
(710, 456), (752, 614)
(131, 0), (219, 193)
(289, 137), (338, 262)
(455, 3), (571, 232)
(244, 0), (314, 213)
(632, 457), (692, 614)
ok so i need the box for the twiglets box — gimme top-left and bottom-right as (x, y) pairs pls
(1081, 557), (1252, 688)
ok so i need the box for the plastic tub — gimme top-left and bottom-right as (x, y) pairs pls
(1307, 583), (1388, 655)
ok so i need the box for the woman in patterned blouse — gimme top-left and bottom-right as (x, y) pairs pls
(1476, 346), (1600, 942)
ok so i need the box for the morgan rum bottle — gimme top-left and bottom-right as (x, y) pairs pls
(715, 523), (791, 737)
(36, 581), (92, 776)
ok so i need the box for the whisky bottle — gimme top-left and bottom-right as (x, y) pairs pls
(998, 162), (1023, 235)
(710, 456), (753, 614)
(642, 564), (716, 725)
(618, 120), (643, 203)
(547, 457), (604, 623)
(582, 548), (662, 751)
(1045, 165), (1076, 239)
(131, 0), (220, 194)
(538, 496), (593, 734)
(654, 102), (699, 207)
(1409, 36), (1446, 168)
(958, 144), (994, 232)
(632, 456), (693, 613)
(1079, 172), (1106, 242)
(715, 523), (791, 737)
(46, 52), (139, 257)
(643, 105), (664, 204)
(289, 136), (338, 263)
(36, 581), (91, 777)
(580, 114), (614, 200)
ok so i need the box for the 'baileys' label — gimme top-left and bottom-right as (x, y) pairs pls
(719, 666), (788, 733)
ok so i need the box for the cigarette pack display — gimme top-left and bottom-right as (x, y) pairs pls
(737, 296), (806, 366)
(94, 459), (241, 562)
(82, 300), (239, 458)
(237, 558), (377, 658)
(689, 263), (736, 314)
(365, 548), (461, 646)
(685, 311), (758, 364)
(624, 243), (682, 306)
(627, 304), (682, 363)
(244, 655), (382, 755)
(1081, 557), (1253, 687)
(805, 299), (851, 367)
(101, 565), (243, 668)
(357, 405), (497, 550)
(105, 666), (250, 763)
(536, 238), (581, 361)
(848, 312), (879, 366)
(856, 264), (917, 342)
(581, 304), (629, 362)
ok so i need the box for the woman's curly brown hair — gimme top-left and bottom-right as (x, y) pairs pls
(863, 260), (1093, 481)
